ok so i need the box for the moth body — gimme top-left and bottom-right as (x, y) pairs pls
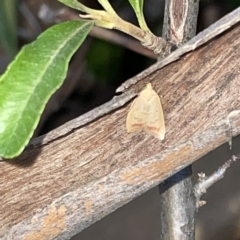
(126, 83), (165, 140)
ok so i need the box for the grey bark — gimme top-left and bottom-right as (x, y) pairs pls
(159, 0), (199, 239)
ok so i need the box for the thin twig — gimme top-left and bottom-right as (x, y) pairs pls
(194, 155), (239, 208)
(117, 6), (240, 92)
(37, 5), (158, 59)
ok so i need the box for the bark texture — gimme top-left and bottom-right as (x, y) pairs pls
(1, 8), (240, 240)
(163, 0), (199, 44)
(159, 1), (199, 239)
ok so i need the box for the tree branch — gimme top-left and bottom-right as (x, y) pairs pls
(1, 7), (240, 240)
(46, 6), (158, 59)
(159, 1), (199, 239)
(117, 6), (240, 92)
(162, 0), (199, 45)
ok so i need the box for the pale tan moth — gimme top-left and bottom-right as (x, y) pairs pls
(126, 83), (165, 140)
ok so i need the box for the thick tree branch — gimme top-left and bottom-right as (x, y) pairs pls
(1, 7), (240, 240)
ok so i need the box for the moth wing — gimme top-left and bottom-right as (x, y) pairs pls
(126, 96), (147, 132)
(144, 92), (165, 140)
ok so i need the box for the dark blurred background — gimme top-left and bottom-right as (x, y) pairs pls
(1, 0), (240, 239)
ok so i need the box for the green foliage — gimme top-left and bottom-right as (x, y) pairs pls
(86, 39), (124, 85)
(58, 0), (117, 29)
(97, 0), (118, 16)
(128, 0), (150, 31)
(0, 20), (93, 159)
(58, 0), (150, 32)
(58, 0), (95, 13)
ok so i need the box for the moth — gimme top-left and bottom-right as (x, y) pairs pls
(126, 83), (165, 140)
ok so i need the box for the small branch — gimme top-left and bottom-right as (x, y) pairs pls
(97, 0), (118, 17)
(141, 34), (173, 57)
(90, 26), (157, 59)
(79, 12), (172, 56)
(55, 8), (157, 59)
(59, 0), (173, 56)
(194, 155), (239, 208)
(117, 6), (240, 92)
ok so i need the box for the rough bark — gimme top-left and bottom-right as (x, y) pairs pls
(162, 0), (199, 45)
(159, 167), (195, 239)
(159, 1), (199, 239)
(1, 7), (240, 240)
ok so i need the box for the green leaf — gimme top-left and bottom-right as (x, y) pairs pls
(58, 0), (116, 29)
(128, 0), (150, 32)
(0, 0), (18, 57)
(0, 20), (93, 159)
(58, 0), (97, 15)
(97, 0), (118, 17)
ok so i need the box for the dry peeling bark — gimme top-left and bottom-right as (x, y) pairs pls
(1, 8), (240, 240)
